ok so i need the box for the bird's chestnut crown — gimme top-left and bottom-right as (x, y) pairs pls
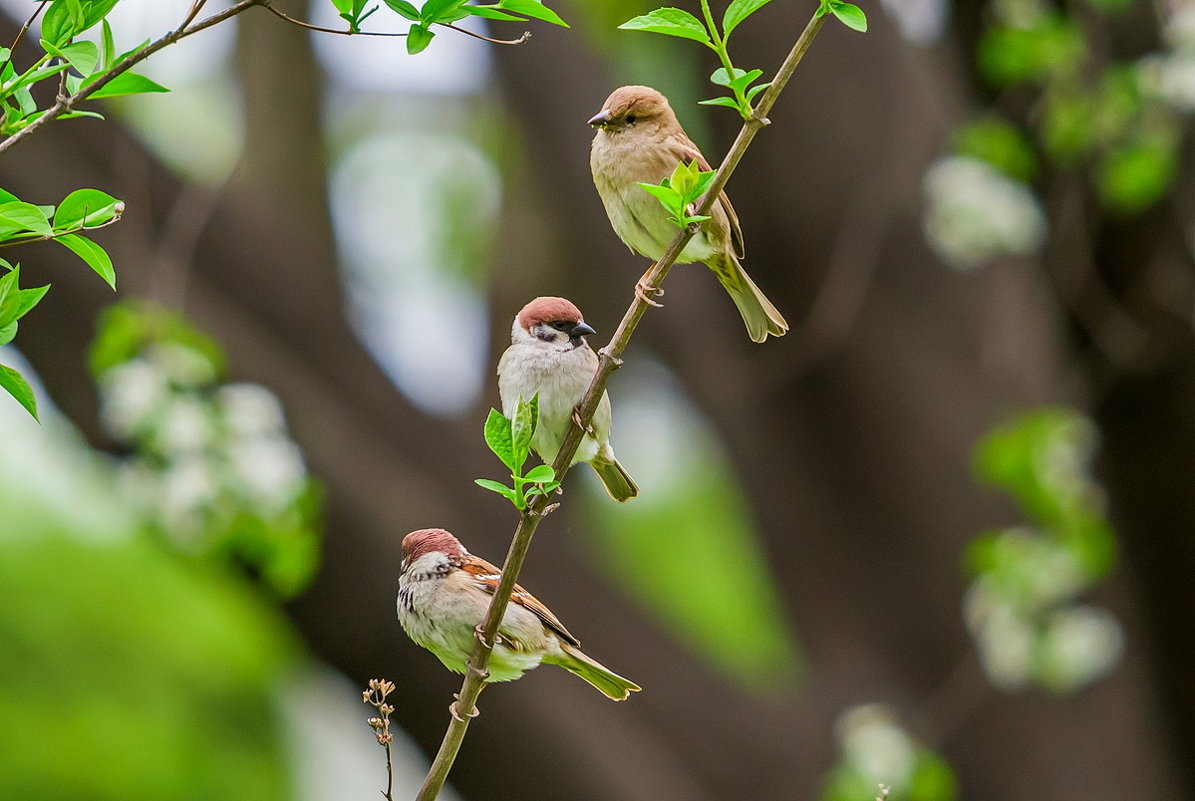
(516, 296), (596, 343)
(402, 528), (466, 565)
(588, 85), (675, 130)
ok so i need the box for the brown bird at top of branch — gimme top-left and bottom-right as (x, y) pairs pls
(397, 529), (641, 702)
(589, 85), (789, 343)
(497, 296), (638, 502)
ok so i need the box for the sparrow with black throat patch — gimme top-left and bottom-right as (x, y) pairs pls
(397, 528), (641, 701)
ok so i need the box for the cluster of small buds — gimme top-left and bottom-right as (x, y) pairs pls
(877, 783), (890, 801)
(363, 678), (397, 746)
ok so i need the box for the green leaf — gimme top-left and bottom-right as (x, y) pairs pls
(830, 2), (867, 31)
(0, 202), (53, 237)
(87, 72), (169, 99)
(483, 408), (517, 470)
(637, 181), (683, 212)
(0, 267), (51, 328)
(53, 233), (115, 288)
(745, 81), (771, 101)
(0, 363), (38, 420)
(382, 0), (420, 18)
(474, 478), (517, 500)
(0, 322), (15, 346)
(524, 464), (555, 483)
(47, 40), (99, 76)
(80, 0), (120, 29)
(53, 188), (121, 230)
(407, 23), (435, 54)
(698, 96), (742, 109)
(42, 0), (86, 48)
(723, 0), (777, 36)
(420, 0), (469, 22)
(618, 7), (710, 43)
(511, 393), (539, 458)
(100, 19), (114, 69)
(466, 5), (526, 20)
(497, 0), (567, 26)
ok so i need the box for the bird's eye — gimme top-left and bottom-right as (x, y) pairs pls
(550, 320), (571, 331)
(625, 115), (637, 125)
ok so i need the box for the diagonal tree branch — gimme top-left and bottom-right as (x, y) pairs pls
(413, 9), (830, 801)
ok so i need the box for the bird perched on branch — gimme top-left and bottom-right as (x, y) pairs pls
(397, 528), (641, 701)
(589, 84), (789, 343)
(497, 296), (638, 502)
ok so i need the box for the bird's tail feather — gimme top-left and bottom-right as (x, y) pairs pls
(549, 643), (641, 701)
(590, 453), (639, 502)
(712, 255), (789, 343)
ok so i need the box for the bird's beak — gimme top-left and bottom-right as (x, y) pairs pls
(570, 321), (597, 338)
(588, 109), (612, 128)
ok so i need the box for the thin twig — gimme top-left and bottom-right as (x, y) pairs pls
(0, 0), (50, 74)
(441, 23), (530, 45)
(0, 0), (265, 156)
(412, 10), (830, 801)
(258, 2), (407, 36)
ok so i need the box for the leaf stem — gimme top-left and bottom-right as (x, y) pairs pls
(413, 8), (830, 801)
(698, 0), (747, 113)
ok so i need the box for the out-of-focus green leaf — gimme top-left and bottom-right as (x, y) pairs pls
(584, 423), (801, 691)
(1098, 133), (1178, 214)
(88, 300), (227, 377)
(977, 17), (1084, 87)
(952, 117), (1038, 182)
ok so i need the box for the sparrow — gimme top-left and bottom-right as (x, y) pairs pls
(497, 296), (638, 502)
(589, 85), (789, 343)
(397, 528), (641, 700)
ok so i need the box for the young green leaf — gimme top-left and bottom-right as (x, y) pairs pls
(618, 7), (711, 43)
(0, 363), (38, 420)
(0, 322), (15, 346)
(699, 96), (743, 109)
(746, 81), (771, 101)
(498, 0), (567, 27)
(53, 188), (121, 230)
(637, 181), (683, 212)
(54, 233), (115, 288)
(511, 393), (539, 457)
(382, 0), (420, 18)
(723, 0), (778, 36)
(524, 464), (555, 483)
(474, 478), (518, 501)
(87, 72), (169, 99)
(45, 40), (99, 75)
(483, 407), (517, 470)
(407, 23), (435, 54)
(830, 2), (867, 32)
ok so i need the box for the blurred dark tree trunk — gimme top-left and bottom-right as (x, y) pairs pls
(3, 0), (1193, 799)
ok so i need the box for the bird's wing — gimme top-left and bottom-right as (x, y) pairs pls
(460, 557), (581, 647)
(673, 133), (745, 259)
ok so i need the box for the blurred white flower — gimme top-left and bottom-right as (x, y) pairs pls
(227, 436), (308, 514)
(1037, 605), (1124, 691)
(155, 396), (215, 455)
(1139, 52), (1195, 111)
(148, 342), (218, 388)
(923, 155), (1047, 270)
(99, 358), (168, 437)
(218, 383), (288, 438)
(878, 0), (946, 44)
(835, 705), (917, 789)
(159, 456), (219, 540)
(965, 582), (1035, 690)
(1164, 3), (1195, 52)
